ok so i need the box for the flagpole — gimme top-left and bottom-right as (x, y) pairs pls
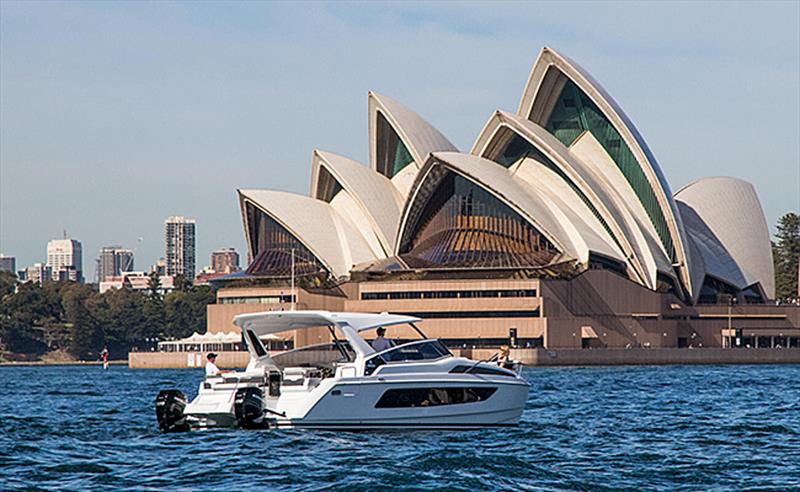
(291, 248), (296, 311)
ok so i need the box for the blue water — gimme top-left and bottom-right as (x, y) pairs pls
(1, 365), (798, 491)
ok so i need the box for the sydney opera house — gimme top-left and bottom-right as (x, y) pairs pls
(208, 47), (799, 350)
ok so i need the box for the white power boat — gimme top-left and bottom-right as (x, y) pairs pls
(156, 311), (530, 431)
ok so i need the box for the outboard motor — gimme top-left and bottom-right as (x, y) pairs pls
(234, 387), (265, 429)
(155, 390), (189, 433)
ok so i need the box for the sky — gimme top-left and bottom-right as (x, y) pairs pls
(1, 0), (799, 281)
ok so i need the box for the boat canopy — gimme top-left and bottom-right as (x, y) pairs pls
(233, 310), (421, 337)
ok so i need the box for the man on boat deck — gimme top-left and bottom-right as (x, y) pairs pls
(205, 353), (229, 376)
(371, 327), (392, 352)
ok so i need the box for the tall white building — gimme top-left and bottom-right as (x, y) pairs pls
(165, 216), (196, 280)
(47, 238), (83, 283)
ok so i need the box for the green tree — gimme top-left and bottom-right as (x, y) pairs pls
(163, 285), (215, 339)
(147, 271), (161, 300)
(0, 281), (63, 353)
(173, 274), (191, 292)
(62, 283), (102, 359)
(90, 288), (153, 357)
(0, 271), (17, 300)
(773, 212), (800, 300)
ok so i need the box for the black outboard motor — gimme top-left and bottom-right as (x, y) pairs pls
(155, 390), (190, 433)
(234, 387), (265, 429)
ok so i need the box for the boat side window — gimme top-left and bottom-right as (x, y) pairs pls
(375, 387), (497, 408)
(449, 365), (515, 377)
(364, 356), (386, 376)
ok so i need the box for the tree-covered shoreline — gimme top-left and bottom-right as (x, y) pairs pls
(0, 272), (214, 361)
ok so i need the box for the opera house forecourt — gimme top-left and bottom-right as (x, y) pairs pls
(193, 47), (799, 364)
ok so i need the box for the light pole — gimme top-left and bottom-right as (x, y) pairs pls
(726, 294), (737, 348)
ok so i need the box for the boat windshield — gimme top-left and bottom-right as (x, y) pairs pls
(271, 342), (354, 370)
(364, 339), (451, 375)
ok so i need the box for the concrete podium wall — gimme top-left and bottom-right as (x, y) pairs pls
(128, 351), (250, 369)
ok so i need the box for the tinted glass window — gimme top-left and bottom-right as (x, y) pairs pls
(544, 76), (675, 260)
(449, 365), (515, 377)
(375, 386), (497, 408)
(399, 168), (560, 269)
(381, 340), (451, 362)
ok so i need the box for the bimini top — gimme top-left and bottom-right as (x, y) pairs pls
(234, 310), (422, 337)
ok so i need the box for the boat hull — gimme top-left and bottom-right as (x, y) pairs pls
(268, 378), (529, 430)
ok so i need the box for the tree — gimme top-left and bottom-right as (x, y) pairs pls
(0, 271), (16, 300)
(163, 285), (215, 339)
(62, 283), (102, 359)
(173, 274), (191, 292)
(773, 212), (800, 300)
(147, 271), (161, 300)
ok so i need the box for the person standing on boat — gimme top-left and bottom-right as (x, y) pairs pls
(100, 346), (109, 370)
(371, 327), (392, 352)
(205, 353), (229, 376)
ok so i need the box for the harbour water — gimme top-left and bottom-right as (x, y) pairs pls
(1, 365), (798, 491)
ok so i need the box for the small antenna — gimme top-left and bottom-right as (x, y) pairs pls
(63, 229), (67, 239)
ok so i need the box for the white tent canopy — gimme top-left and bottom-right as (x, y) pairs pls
(157, 330), (282, 353)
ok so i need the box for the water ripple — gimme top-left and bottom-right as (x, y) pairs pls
(1, 365), (799, 490)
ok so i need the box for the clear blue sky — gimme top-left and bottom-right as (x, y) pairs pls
(1, 1), (798, 280)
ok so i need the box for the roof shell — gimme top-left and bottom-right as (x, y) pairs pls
(368, 92), (457, 196)
(397, 151), (625, 265)
(517, 46), (694, 298)
(238, 189), (377, 279)
(674, 177), (774, 300)
(310, 150), (403, 255)
(471, 110), (675, 287)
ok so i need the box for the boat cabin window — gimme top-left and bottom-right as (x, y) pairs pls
(375, 386), (497, 408)
(449, 365), (516, 377)
(364, 340), (452, 376)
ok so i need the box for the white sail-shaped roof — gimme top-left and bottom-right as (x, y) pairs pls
(675, 177), (775, 300)
(471, 110), (678, 288)
(517, 46), (694, 299)
(397, 152), (624, 266)
(368, 92), (457, 197)
(238, 189), (378, 279)
(310, 150), (403, 256)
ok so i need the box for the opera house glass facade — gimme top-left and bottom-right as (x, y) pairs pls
(210, 47), (799, 350)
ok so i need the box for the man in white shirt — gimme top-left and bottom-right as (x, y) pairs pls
(205, 353), (228, 376)
(371, 327), (392, 352)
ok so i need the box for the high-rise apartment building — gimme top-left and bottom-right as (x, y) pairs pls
(47, 238), (83, 283)
(0, 255), (15, 274)
(25, 263), (52, 286)
(97, 246), (134, 282)
(210, 248), (240, 274)
(165, 216), (196, 279)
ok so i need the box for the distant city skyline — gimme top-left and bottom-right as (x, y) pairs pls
(1, 2), (798, 281)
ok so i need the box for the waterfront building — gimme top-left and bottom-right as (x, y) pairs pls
(0, 254), (15, 274)
(97, 246), (134, 282)
(47, 237), (83, 283)
(164, 216), (196, 280)
(207, 46), (798, 349)
(210, 248), (240, 274)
